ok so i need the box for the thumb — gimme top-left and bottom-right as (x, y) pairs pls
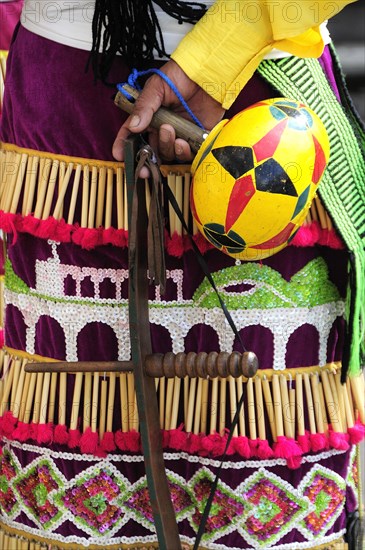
(127, 77), (165, 133)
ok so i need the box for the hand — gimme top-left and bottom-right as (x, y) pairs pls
(112, 60), (224, 164)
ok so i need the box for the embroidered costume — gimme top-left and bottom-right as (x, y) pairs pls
(0, 1), (364, 549)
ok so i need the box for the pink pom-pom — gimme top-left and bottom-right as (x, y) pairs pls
(329, 430), (349, 451)
(233, 436), (251, 458)
(169, 426), (188, 451)
(292, 225), (316, 247)
(0, 411), (17, 438)
(256, 439), (274, 459)
(348, 421), (365, 444)
(297, 432), (311, 454)
(115, 430), (126, 451)
(274, 436), (303, 459)
(37, 423), (54, 444)
(186, 433), (203, 454)
(167, 233), (184, 258)
(310, 433), (328, 452)
(287, 455), (303, 469)
(29, 422), (39, 441)
(80, 428), (99, 454)
(100, 432), (116, 452)
(68, 429), (81, 449)
(211, 433), (228, 457)
(36, 217), (58, 239)
(54, 424), (69, 445)
(12, 421), (32, 442)
(124, 430), (141, 452)
(0, 328), (4, 348)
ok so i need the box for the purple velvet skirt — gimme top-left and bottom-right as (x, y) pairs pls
(0, 25), (360, 550)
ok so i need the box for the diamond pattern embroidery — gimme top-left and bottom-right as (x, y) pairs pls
(239, 469), (311, 548)
(54, 466), (127, 536)
(124, 472), (193, 530)
(0, 449), (19, 517)
(299, 465), (346, 538)
(13, 459), (63, 529)
(189, 468), (247, 541)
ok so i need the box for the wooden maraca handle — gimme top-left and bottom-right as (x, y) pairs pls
(114, 84), (208, 153)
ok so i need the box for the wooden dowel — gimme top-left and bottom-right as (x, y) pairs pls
(23, 373), (37, 424)
(328, 369), (343, 432)
(12, 359), (26, 419)
(236, 377), (246, 437)
(57, 160), (66, 220)
(18, 372), (31, 422)
(303, 373), (316, 434)
(48, 372), (58, 424)
(280, 374), (292, 438)
(123, 178), (128, 231)
(219, 378), (227, 436)
(185, 377), (197, 433)
(99, 378), (108, 439)
(159, 376), (166, 430)
(310, 374), (324, 434)
(81, 165), (90, 228)
(254, 376), (265, 440)
(165, 378), (175, 432)
(52, 161), (74, 220)
(91, 372), (99, 433)
(83, 373), (92, 431)
(272, 375), (284, 438)
(343, 377), (355, 429)
(10, 153), (28, 214)
(321, 370), (341, 432)
(59, 372), (67, 426)
(318, 380), (329, 435)
(96, 166), (106, 228)
(87, 166), (98, 228)
(120, 372), (129, 432)
(24, 156), (39, 215)
(228, 376), (238, 437)
(41, 159), (59, 219)
(334, 370), (347, 431)
(106, 372), (116, 433)
(0, 358), (14, 415)
(116, 166), (124, 229)
(262, 376), (277, 441)
(200, 378), (209, 434)
(67, 164), (82, 225)
(289, 387), (296, 437)
(170, 377), (181, 430)
(70, 373), (83, 431)
(10, 359), (21, 413)
(210, 377), (218, 434)
(127, 373), (137, 431)
(34, 158), (52, 219)
(247, 377), (256, 440)
(32, 373), (44, 424)
(193, 377), (203, 435)
(3, 153), (21, 213)
(39, 372), (51, 425)
(104, 168), (114, 229)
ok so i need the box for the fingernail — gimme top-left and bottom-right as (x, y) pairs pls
(175, 146), (183, 156)
(129, 115), (140, 128)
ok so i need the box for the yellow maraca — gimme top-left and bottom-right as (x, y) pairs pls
(115, 88), (330, 261)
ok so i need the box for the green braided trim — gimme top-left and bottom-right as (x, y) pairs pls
(257, 54), (365, 376)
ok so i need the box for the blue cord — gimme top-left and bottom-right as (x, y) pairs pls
(117, 68), (205, 130)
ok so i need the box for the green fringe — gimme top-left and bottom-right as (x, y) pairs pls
(257, 47), (365, 378)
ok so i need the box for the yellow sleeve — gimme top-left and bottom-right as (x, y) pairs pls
(171, 0), (356, 109)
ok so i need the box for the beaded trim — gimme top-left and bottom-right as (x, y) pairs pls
(0, 440), (352, 549)
(4, 245), (345, 369)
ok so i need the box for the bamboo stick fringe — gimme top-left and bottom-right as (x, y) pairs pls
(0, 351), (364, 447)
(0, 51), (7, 114)
(0, 146), (333, 235)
